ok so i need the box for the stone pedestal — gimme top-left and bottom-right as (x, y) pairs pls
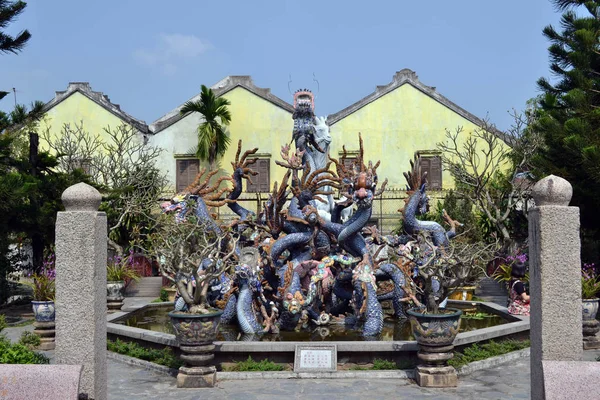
(177, 344), (217, 388)
(415, 344), (457, 387)
(33, 321), (55, 350)
(55, 182), (107, 400)
(582, 319), (600, 349)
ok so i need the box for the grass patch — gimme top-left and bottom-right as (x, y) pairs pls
(107, 338), (182, 369)
(0, 315), (5, 332)
(349, 358), (406, 370)
(225, 356), (284, 372)
(449, 339), (530, 369)
(0, 335), (49, 364)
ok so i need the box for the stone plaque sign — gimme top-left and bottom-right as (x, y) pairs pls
(294, 344), (337, 372)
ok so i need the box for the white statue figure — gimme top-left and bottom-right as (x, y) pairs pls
(306, 116), (352, 222)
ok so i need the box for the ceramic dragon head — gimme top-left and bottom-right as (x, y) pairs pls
(331, 133), (388, 210)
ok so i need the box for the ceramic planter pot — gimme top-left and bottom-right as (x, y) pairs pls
(107, 281), (126, 311)
(407, 307), (463, 347)
(107, 281), (125, 301)
(32, 300), (55, 323)
(169, 310), (223, 346)
(169, 309), (224, 388)
(582, 298), (600, 337)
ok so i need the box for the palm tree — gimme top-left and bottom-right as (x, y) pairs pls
(180, 85), (232, 170)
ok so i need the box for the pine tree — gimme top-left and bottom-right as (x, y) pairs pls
(534, 0), (600, 236)
(0, 1), (31, 54)
(1, 1), (31, 100)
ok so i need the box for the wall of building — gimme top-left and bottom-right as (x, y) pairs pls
(329, 84), (485, 190)
(40, 92), (132, 145)
(150, 86), (293, 193)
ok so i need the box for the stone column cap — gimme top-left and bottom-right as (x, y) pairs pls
(61, 182), (102, 211)
(531, 174), (572, 206)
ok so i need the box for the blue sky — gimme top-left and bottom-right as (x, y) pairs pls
(2, 1), (563, 131)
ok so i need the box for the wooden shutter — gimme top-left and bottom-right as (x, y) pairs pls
(418, 156), (442, 190)
(343, 157), (357, 172)
(176, 159), (200, 192)
(419, 157), (431, 185)
(429, 156), (442, 190)
(247, 159), (270, 193)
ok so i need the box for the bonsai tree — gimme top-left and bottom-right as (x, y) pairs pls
(405, 232), (496, 314)
(146, 206), (238, 314)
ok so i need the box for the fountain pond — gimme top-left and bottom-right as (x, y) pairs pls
(107, 300), (529, 369)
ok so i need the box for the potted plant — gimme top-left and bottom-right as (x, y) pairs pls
(106, 250), (142, 310)
(28, 253), (56, 323)
(144, 208), (238, 387)
(581, 262), (600, 348)
(402, 232), (496, 387)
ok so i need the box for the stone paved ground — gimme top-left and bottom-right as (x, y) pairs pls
(107, 357), (531, 400)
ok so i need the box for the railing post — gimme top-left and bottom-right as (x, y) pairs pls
(55, 182), (107, 400)
(529, 175), (582, 400)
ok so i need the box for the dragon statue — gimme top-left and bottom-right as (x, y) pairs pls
(158, 89), (471, 340)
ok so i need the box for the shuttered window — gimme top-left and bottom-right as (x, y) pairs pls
(246, 158), (270, 193)
(418, 155), (442, 190)
(176, 159), (200, 192)
(342, 157), (358, 172)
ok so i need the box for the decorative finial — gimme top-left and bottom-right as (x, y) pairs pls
(531, 175), (572, 207)
(61, 182), (102, 211)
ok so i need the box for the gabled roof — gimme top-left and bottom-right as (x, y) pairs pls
(326, 69), (502, 138)
(43, 82), (149, 133)
(149, 76), (294, 134)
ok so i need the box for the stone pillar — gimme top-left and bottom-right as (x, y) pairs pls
(529, 175), (582, 400)
(55, 183), (107, 400)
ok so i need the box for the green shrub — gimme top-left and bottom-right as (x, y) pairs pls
(350, 358), (403, 370)
(448, 339), (530, 369)
(107, 338), (182, 369)
(372, 359), (399, 370)
(0, 315), (6, 332)
(226, 356), (284, 372)
(159, 289), (169, 302)
(19, 331), (41, 349)
(0, 336), (49, 364)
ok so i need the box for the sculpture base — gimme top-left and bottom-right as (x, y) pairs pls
(176, 366), (216, 388)
(107, 300), (123, 311)
(415, 365), (457, 387)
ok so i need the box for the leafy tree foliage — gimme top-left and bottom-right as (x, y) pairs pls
(41, 122), (167, 256)
(534, 0), (600, 237)
(0, 104), (86, 304)
(180, 85), (232, 170)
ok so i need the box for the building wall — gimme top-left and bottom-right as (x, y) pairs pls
(150, 86), (293, 192)
(329, 84), (486, 190)
(40, 92), (132, 144)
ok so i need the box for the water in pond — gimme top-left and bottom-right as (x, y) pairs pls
(116, 303), (509, 342)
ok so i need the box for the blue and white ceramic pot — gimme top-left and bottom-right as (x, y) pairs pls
(32, 300), (55, 323)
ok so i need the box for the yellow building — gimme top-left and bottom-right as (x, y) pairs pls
(149, 76), (294, 195)
(40, 82), (149, 141)
(38, 71), (505, 230)
(327, 69), (494, 191)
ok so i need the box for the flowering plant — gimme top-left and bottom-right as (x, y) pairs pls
(107, 249), (142, 283)
(582, 263), (600, 300)
(492, 252), (529, 286)
(29, 253), (56, 301)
